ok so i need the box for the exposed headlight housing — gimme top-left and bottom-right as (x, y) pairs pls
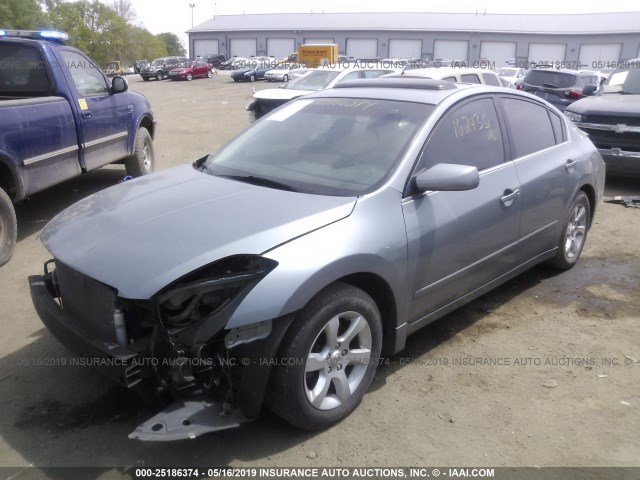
(564, 111), (582, 123)
(157, 255), (277, 330)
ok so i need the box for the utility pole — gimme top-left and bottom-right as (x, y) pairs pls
(189, 3), (195, 28)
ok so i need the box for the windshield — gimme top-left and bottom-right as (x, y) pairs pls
(600, 62), (640, 94)
(283, 70), (342, 90)
(498, 68), (518, 76)
(203, 97), (433, 196)
(150, 59), (164, 67)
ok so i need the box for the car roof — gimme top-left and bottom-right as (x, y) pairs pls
(402, 67), (498, 78)
(305, 77), (487, 105)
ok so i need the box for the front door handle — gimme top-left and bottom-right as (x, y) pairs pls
(81, 110), (92, 119)
(500, 188), (520, 207)
(565, 159), (578, 171)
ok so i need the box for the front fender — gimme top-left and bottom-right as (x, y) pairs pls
(225, 188), (410, 331)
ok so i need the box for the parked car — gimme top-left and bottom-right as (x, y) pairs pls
(29, 77), (604, 441)
(197, 53), (227, 68)
(564, 59), (640, 176)
(103, 60), (124, 77)
(264, 63), (305, 82)
(0, 30), (155, 266)
(396, 67), (503, 86)
(497, 67), (527, 84)
(134, 59), (148, 74)
(518, 68), (600, 111)
(219, 57), (245, 70)
(231, 64), (273, 82)
(246, 66), (400, 121)
(139, 56), (190, 81)
(169, 61), (213, 81)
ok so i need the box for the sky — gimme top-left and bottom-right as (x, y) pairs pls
(125, 0), (640, 49)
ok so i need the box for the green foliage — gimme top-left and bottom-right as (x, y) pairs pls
(2, 0), (174, 69)
(155, 32), (186, 57)
(0, 0), (47, 30)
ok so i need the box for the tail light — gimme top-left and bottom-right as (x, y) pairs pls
(516, 83), (523, 90)
(567, 89), (583, 99)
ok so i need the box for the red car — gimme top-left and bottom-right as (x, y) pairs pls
(169, 61), (213, 81)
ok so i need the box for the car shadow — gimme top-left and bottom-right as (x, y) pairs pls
(1, 261), (570, 477)
(14, 168), (127, 242)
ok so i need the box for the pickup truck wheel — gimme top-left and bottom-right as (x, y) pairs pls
(0, 188), (17, 267)
(125, 128), (155, 177)
(268, 283), (382, 430)
(156, 71), (164, 81)
(548, 191), (590, 270)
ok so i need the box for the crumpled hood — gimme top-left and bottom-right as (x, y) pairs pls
(41, 164), (356, 299)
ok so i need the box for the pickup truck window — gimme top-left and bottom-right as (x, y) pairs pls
(0, 44), (51, 95)
(60, 50), (108, 97)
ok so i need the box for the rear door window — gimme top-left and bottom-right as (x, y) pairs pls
(500, 97), (557, 158)
(461, 73), (480, 84)
(482, 72), (501, 86)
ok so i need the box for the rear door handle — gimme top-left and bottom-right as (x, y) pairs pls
(81, 111), (92, 119)
(565, 159), (578, 171)
(500, 188), (520, 207)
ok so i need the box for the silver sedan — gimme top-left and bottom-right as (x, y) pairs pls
(29, 77), (605, 440)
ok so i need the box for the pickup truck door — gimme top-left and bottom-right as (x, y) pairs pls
(57, 49), (131, 172)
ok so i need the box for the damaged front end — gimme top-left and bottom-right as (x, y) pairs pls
(28, 255), (290, 441)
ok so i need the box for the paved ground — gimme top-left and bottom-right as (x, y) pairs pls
(0, 73), (639, 477)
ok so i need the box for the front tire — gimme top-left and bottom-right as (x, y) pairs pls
(125, 128), (155, 177)
(250, 74), (256, 82)
(283, 74), (289, 82)
(0, 188), (17, 267)
(207, 70), (213, 78)
(269, 283), (382, 430)
(156, 71), (164, 81)
(548, 191), (590, 270)
(186, 73), (193, 81)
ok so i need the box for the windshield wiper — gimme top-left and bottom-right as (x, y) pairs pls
(219, 174), (300, 192)
(542, 83), (559, 88)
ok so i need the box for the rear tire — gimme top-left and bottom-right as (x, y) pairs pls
(548, 191), (590, 270)
(268, 282), (382, 430)
(207, 70), (213, 78)
(125, 128), (155, 177)
(283, 74), (289, 82)
(250, 74), (256, 82)
(142, 76), (149, 81)
(0, 188), (17, 267)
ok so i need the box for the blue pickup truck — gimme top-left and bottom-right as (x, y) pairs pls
(0, 30), (156, 266)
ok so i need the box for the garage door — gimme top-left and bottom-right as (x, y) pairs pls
(388, 39), (422, 59)
(528, 43), (566, 64)
(433, 40), (468, 61)
(579, 44), (622, 69)
(267, 38), (295, 58)
(304, 38), (334, 44)
(480, 41), (516, 66)
(229, 39), (257, 58)
(346, 39), (378, 59)
(193, 39), (219, 58)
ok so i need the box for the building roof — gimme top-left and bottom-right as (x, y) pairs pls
(188, 11), (640, 35)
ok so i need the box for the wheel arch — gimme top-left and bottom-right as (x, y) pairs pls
(0, 154), (25, 201)
(578, 182), (597, 227)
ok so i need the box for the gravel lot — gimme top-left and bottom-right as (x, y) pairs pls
(0, 73), (639, 476)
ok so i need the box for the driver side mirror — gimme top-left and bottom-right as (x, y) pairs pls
(414, 163), (480, 193)
(111, 76), (128, 94)
(582, 84), (597, 96)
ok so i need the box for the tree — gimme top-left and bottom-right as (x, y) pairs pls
(156, 32), (186, 57)
(0, 0), (47, 29)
